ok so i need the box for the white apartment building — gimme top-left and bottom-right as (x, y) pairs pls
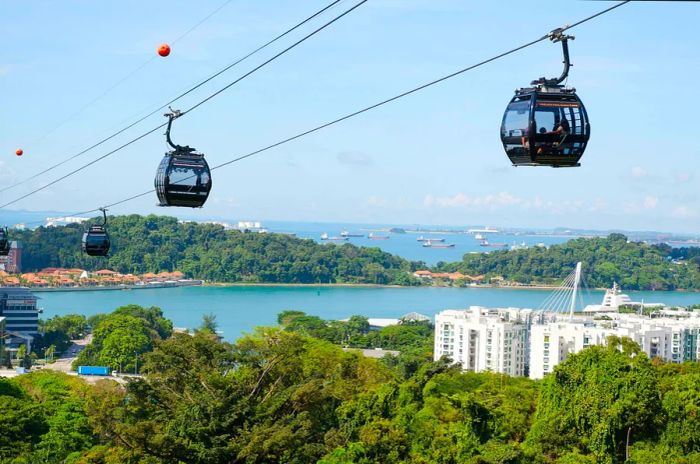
(436, 306), (700, 380)
(529, 321), (615, 379)
(434, 307), (532, 377)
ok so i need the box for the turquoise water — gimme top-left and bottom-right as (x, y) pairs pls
(38, 286), (700, 341)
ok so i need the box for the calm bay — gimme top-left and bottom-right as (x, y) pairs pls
(37, 285), (700, 341)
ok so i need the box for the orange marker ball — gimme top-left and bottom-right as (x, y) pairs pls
(15, 149), (23, 156)
(158, 43), (171, 57)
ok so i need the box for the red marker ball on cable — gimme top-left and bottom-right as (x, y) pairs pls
(158, 43), (171, 57)
(15, 149), (23, 156)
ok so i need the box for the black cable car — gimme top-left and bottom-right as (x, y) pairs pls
(0, 227), (10, 256)
(82, 208), (110, 256)
(501, 29), (590, 167)
(155, 109), (212, 208)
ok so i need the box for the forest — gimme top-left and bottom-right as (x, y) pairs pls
(11, 217), (700, 290)
(12, 215), (423, 285)
(437, 233), (700, 290)
(1, 307), (700, 463)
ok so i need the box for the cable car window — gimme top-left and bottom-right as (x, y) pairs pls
(502, 100), (530, 137)
(86, 233), (108, 246)
(169, 167), (200, 187)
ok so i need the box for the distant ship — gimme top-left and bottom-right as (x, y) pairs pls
(422, 240), (455, 248)
(321, 233), (348, 241)
(468, 227), (499, 234)
(417, 236), (445, 243)
(369, 232), (390, 240)
(582, 282), (663, 313)
(480, 239), (507, 248)
(340, 231), (364, 238)
(474, 233), (484, 240)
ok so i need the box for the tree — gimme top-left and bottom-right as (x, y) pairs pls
(525, 337), (662, 463)
(199, 313), (218, 334)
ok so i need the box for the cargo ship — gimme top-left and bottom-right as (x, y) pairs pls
(422, 240), (455, 248)
(416, 236), (445, 243)
(321, 233), (349, 241)
(340, 231), (364, 238)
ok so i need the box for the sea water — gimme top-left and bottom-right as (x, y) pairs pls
(38, 286), (700, 341)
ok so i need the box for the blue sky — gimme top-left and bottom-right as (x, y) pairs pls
(1, 0), (699, 232)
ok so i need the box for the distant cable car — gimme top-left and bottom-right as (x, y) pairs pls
(0, 228), (10, 256)
(82, 208), (110, 256)
(500, 29), (590, 167)
(154, 109), (212, 208)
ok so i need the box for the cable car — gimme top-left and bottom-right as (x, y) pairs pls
(500, 29), (590, 167)
(0, 228), (10, 256)
(155, 109), (212, 208)
(82, 208), (110, 256)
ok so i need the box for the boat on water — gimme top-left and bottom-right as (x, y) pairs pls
(320, 233), (348, 241)
(480, 239), (508, 248)
(422, 240), (455, 248)
(582, 282), (664, 313)
(368, 232), (390, 240)
(417, 236), (445, 243)
(340, 231), (364, 238)
(474, 233), (484, 240)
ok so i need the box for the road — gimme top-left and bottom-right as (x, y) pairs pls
(50, 334), (92, 373)
(0, 334), (132, 383)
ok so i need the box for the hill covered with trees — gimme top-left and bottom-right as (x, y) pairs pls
(2, 314), (700, 463)
(12, 215), (423, 285)
(437, 233), (700, 290)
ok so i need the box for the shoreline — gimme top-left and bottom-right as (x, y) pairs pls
(21, 281), (700, 294)
(31, 280), (203, 293)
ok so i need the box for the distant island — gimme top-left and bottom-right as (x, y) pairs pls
(6, 216), (700, 291)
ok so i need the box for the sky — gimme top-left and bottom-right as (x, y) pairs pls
(1, 0), (699, 232)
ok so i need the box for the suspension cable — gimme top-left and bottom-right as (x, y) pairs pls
(0, 0), (345, 195)
(0, 0), (366, 210)
(28, 0), (236, 146)
(8, 1), (631, 221)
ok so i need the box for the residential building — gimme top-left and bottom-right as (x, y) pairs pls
(436, 306), (700, 380)
(0, 287), (39, 349)
(434, 307), (531, 377)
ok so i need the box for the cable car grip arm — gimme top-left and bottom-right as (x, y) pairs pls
(164, 107), (184, 150)
(532, 27), (575, 86)
(99, 207), (108, 226)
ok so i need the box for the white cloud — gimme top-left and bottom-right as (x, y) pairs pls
(674, 172), (693, 184)
(422, 192), (592, 215)
(424, 192), (523, 210)
(671, 205), (695, 219)
(366, 196), (387, 207)
(631, 166), (648, 179)
(643, 196), (658, 210)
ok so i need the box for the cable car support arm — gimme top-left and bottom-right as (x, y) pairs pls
(532, 28), (575, 87)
